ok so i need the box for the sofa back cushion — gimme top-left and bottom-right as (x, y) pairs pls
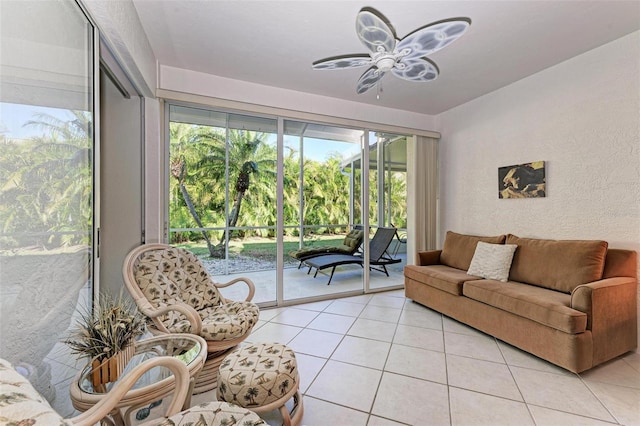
(506, 234), (608, 293)
(440, 231), (507, 270)
(602, 249), (637, 279)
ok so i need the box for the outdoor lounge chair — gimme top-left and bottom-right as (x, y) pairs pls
(288, 227), (365, 268)
(303, 226), (401, 285)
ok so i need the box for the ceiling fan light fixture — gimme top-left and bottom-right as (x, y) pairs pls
(375, 56), (396, 72)
(312, 7), (471, 94)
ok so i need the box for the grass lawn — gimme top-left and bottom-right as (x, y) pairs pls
(177, 235), (347, 259)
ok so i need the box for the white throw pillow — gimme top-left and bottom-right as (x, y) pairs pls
(467, 242), (517, 282)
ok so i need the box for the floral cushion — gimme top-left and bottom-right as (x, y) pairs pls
(217, 343), (299, 409)
(133, 247), (260, 340)
(134, 247), (223, 310)
(146, 401), (265, 426)
(0, 358), (72, 426)
(200, 302), (260, 341)
(288, 229), (364, 259)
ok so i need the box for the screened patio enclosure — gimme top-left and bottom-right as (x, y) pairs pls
(167, 103), (409, 306)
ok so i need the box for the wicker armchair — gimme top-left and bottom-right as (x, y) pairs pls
(123, 244), (260, 391)
(0, 356), (264, 426)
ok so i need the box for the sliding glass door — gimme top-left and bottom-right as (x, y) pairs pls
(168, 106), (277, 303)
(0, 0), (96, 411)
(166, 103), (408, 306)
(283, 120), (365, 301)
(368, 132), (408, 290)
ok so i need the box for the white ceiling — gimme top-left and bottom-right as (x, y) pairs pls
(131, 1), (640, 115)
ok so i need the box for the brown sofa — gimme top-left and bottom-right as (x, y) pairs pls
(404, 231), (638, 373)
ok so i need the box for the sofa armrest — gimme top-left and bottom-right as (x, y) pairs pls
(571, 277), (638, 364)
(417, 250), (442, 266)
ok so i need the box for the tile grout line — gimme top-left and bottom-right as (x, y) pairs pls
(364, 301), (402, 424)
(578, 375), (623, 425)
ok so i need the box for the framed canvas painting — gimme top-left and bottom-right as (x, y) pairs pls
(498, 161), (545, 198)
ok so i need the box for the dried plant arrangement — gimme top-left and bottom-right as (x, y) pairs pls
(64, 292), (146, 385)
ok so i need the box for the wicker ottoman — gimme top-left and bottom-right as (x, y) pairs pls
(216, 343), (303, 426)
(154, 401), (265, 425)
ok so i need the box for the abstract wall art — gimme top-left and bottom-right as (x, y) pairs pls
(498, 161), (546, 198)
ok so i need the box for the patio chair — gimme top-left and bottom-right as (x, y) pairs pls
(390, 223), (407, 256)
(288, 226), (365, 268)
(123, 243), (260, 392)
(303, 226), (401, 285)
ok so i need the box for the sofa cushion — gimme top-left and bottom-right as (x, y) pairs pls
(440, 231), (507, 270)
(289, 229), (364, 259)
(463, 280), (587, 334)
(467, 242), (518, 282)
(506, 235), (608, 293)
(602, 249), (638, 279)
(404, 264), (481, 296)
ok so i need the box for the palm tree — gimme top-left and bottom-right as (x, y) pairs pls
(169, 123), (225, 255)
(171, 152), (217, 254)
(191, 129), (276, 255)
(222, 130), (276, 241)
(0, 110), (92, 248)
(278, 379), (290, 395)
(244, 387), (259, 405)
(169, 124), (276, 257)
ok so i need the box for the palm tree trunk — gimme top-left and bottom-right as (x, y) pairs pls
(217, 190), (245, 248)
(178, 183), (217, 257)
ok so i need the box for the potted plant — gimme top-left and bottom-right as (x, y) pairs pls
(64, 293), (146, 387)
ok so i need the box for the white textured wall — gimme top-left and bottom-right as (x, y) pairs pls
(437, 31), (640, 345)
(159, 65), (437, 132)
(82, 0), (157, 97)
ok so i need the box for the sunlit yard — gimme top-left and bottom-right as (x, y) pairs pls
(177, 234), (347, 261)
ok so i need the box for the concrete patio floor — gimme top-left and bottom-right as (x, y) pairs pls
(215, 254), (407, 305)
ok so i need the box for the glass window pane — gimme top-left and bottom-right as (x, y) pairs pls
(368, 132), (408, 291)
(283, 119), (365, 301)
(168, 106), (278, 304)
(0, 0), (94, 407)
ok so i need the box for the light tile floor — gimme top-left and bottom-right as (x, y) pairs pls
(190, 289), (640, 426)
(48, 288), (640, 425)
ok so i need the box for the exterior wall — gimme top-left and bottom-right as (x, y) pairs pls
(436, 31), (640, 346)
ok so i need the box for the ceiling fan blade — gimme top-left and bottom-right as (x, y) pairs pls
(392, 58), (439, 82)
(356, 67), (385, 94)
(312, 54), (372, 70)
(356, 8), (396, 54)
(396, 18), (471, 60)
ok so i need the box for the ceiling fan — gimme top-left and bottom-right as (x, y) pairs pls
(312, 7), (471, 94)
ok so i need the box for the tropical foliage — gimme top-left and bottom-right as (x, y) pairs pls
(0, 110), (406, 254)
(169, 122), (408, 256)
(0, 110), (92, 249)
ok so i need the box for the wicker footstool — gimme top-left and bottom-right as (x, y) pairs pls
(216, 343), (304, 426)
(154, 401), (265, 425)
